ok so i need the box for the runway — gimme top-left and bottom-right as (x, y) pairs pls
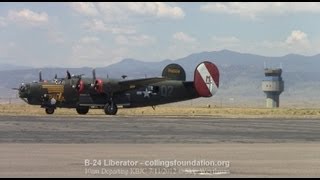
(0, 115), (320, 143)
(0, 115), (320, 177)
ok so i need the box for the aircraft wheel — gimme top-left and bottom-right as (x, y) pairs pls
(45, 108), (55, 114)
(104, 103), (118, 115)
(76, 106), (89, 115)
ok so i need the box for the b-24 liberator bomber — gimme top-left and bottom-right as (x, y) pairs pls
(14, 61), (219, 115)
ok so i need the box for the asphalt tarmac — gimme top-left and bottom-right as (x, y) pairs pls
(0, 115), (319, 143)
(0, 115), (319, 177)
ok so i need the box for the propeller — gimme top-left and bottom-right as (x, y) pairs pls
(92, 68), (96, 81)
(67, 70), (85, 93)
(76, 78), (84, 93)
(68, 69), (103, 94)
(90, 68), (96, 87)
(12, 83), (26, 92)
(90, 68), (104, 94)
(66, 70), (71, 79)
(54, 74), (57, 79)
(39, 70), (43, 82)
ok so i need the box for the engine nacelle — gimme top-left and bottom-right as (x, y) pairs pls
(95, 79), (104, 94)
(77, 80), (85, 94)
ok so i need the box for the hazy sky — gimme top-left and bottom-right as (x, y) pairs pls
(1, 2), (320, 67)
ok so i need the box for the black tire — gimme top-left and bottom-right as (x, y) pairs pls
(104, 103), (118, 115)
(76, 106), (89, 115)
(45, 108), (55, 114)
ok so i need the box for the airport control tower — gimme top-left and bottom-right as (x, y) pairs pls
(262, 68), (284, 108)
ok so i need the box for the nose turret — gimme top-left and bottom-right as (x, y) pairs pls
(18, 82), (42, 105)
(18, 83), (29, 98)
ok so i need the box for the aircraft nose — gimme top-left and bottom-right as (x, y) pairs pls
(18, 83), (28, 98)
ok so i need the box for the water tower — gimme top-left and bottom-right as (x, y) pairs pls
(262, 68), (284, 108)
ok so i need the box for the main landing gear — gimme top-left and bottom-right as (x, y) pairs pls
(45, 107), (55, 115)
(104, 101), (118, 115)
(76, 106), (89, 115)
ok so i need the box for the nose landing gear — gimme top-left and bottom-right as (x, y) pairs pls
(42, 96), (57, 115)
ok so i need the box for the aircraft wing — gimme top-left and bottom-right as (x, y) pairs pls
(119, 77), (166, 86)
(117, 77), (167, 91)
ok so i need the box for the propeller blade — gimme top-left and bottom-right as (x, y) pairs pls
(39, 70), (42, 82)
(90, 69), (96, 88)
(66, 70), (71, 79)
(12, 87), (19, 90)
(54, 74), (57, 79)
(92, 69), (96, 81)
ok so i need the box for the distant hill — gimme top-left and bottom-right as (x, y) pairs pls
(1, 50), (320, 107)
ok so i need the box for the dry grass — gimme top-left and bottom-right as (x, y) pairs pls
(1, 103), (320, 118)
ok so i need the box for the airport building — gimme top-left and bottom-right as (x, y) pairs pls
(262, 68), (284, 108)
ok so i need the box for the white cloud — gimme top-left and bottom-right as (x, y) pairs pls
(285, 30), (309, 45)
(168, 33), (200, 60)
(273, 30), (311, 50)
(115, 34), (156, 46)
(96, 2), (185, 21)
(211, 36), (240, 45)
(0, 17), (7, 27)
(47, 30), (65, 44)
(72, 44), (104, 59)
(285, 30), (311, 52)
(0, 41), (15, 55)
(256, 30), (313, 55)
(200, 2), (320, 18)
(84, 19), (106, 31)
(71, 38), (105, 63)
(173, 32), (196, 43)
(69, 2), (185, 21)
(84, 19), (136, 34)
(7, 9), (48, 26)
(167, 43), (201, 60)
(207, 36), (242, 52)
(70, 38), (129, 67)
(69, 2), (98, 16)
(79, 36), (100, 44)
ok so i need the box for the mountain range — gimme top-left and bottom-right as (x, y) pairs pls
(1, 49), (320, 107)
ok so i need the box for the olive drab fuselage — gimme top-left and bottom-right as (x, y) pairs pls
(17, 61), (220, 115)
(19, 78), (199, 109)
